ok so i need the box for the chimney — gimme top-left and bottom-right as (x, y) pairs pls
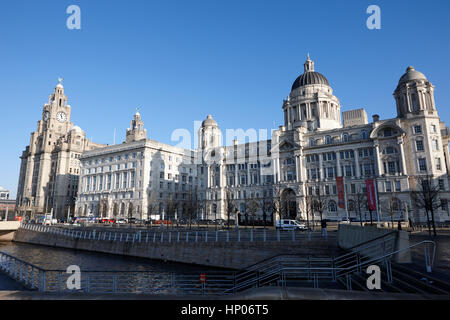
(372, 114), (380, 123)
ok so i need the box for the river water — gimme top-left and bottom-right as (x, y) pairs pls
(0, 241), (225, 291)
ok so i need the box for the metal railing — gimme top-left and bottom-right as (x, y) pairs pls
(20, 223), (334, 244)
(1, 231), (437, 295)
(0, 251), (47, 291)
(0, 251), (235, 295)
(223, 234), (436, 293)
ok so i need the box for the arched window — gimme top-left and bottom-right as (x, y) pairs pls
(360, 130), (368, 140)
(325, 135), (332, 144)
(309, 138), (315, 147)
(328, 201), (337, 212)
(342, 133), (349, 142)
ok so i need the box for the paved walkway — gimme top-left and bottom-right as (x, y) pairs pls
(0, 286), (448, 300)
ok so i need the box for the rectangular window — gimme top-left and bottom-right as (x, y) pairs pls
(439, 179), (445, 191)
(388, 161), (396, 175)
(385, 181), (392, 192)
(327, 167), (334, 179)
(123, 172), (127, 189)
(395, 181), (401, 192)
(345, 165), (352, 177)
(432, 140), (439, 151)
(416, 140), (424, 151)
(414, 125), (422, 134)
(436, 158), (442, 170)
(419, 158), (427, 171)
(441, 199), (448, 212)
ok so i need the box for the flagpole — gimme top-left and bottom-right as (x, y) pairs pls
(375, 179), (381, 227)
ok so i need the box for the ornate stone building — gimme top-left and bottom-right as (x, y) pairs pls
(71, 57), (450, 223)
(16, 80), (106, 220)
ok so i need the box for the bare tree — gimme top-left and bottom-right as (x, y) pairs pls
(246, 195), (261, 229)
(127, 203), (134, 225)
(147, 192), (159, 222)
(224, 191), (236, 230)
(112, 202), (118, 220)
(347, 187), (366, 226)
(270, 186), (282, 227)
(166, 197), (179, 228)
(411, 174), (442, 237)
(262, 198), (273, 229)
(303, 194), (314, 231)
(100, 199), (108, 218)
(382, 195), (400, 229)
(311, 183), (327, 222)
(184, 191), (198, 229)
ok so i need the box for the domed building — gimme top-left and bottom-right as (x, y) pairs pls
(283, 55), (342, 132)
(44, 57), (450, 224)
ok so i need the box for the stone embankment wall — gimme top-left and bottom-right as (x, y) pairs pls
(338, 224), (411, 263)
(13, 229), (342, 269)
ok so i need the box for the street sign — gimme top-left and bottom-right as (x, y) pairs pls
(200, 273), (206, 283)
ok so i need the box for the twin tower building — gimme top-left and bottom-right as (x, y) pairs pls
(16, 57), (450, 223)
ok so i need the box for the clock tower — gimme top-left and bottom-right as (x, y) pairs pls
(41, 78), (73, 139)
(16, 79), (106, 220)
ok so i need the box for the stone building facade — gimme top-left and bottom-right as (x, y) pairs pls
(72, 57), (450, 223)
(16, 80), (106, 220)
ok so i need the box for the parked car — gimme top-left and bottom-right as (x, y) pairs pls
(276, 219), (307, 231)
(126, 218), (137, 224)
(116, 219), (126, 224)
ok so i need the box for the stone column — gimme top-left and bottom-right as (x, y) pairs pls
(295, 155), (300, 182)
(355, 149), (361, 178)
(318, 152), (323, 180)
(374, 143), (383, 175)
(276, 158), (281, 183)
(298, 154), (304, 182)
(397, 138), (407, 176)
(337, 151), (342, 176)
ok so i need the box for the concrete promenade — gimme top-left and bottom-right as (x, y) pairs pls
(0, 286), (448, 300)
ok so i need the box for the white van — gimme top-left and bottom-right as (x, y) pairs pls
(276, 219), (307, 231)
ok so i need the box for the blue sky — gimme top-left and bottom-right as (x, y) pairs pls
(1, 0), (449, 198)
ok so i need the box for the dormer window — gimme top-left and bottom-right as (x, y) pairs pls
(325, 135), (331, 144)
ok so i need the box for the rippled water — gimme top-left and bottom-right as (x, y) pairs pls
(0, 241), (224, 272)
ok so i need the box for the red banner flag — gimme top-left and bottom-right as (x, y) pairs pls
(365, 179), (377, 211)
(336, 176), (346, 209)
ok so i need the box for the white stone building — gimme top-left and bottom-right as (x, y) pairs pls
(71, 57), (450, 223)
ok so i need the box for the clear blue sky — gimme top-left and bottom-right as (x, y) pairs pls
(1, 0), (449, 198)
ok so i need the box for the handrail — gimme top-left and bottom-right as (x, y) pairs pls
(0, 251), (45, 272)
